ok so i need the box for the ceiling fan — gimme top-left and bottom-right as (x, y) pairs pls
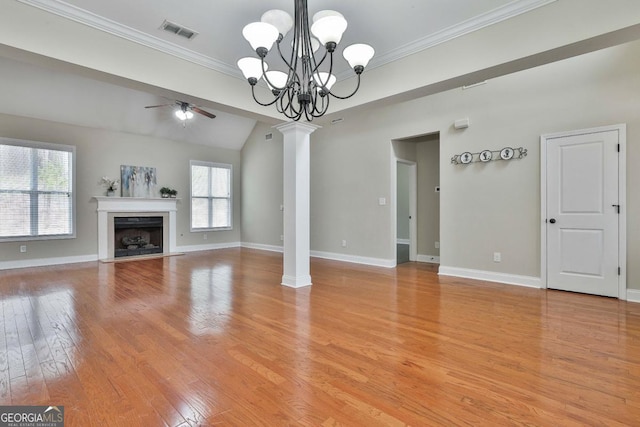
(145, 100), (216, 121)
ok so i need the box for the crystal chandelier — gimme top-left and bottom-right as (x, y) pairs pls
(237, 0), (375, 121)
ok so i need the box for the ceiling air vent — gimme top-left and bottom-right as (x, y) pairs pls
(160, 20), (198, 40)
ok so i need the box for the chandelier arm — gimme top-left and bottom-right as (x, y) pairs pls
(281, 86), (301, 119)
(309, 50), (330, 79)
(327, 73), (362, 100)
(311, 93), (329, 117)
(251, 86), (281, 107)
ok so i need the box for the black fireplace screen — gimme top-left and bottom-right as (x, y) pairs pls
(114, 216), (163, 258)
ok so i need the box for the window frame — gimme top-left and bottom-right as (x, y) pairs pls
(189, 160), (233, 232)
(0, 137), (76, 242)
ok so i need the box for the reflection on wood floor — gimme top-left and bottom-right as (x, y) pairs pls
(0, 248), (639, 426)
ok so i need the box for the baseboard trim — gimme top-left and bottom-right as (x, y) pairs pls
(241, 244), (395, 268)
(241, 242), (283, 253)
(627, 289), (640, 303)
(0, 254), (98, 271)
(417, 254), (440, 264)
(438, 266), (542, 289)
(177, 242), (241, 253)
(311, 250), (396, 268)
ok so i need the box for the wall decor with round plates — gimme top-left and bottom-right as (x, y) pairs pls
(500, 147), (514, 160)
(479, 150), (492, 162)
(451, 147), (527, 165)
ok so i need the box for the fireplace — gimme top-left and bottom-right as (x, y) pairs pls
(114, 216), (163, 258)
(93, 197), (178, 261)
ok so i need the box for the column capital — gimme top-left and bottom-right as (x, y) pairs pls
(274, 121), (321, 136)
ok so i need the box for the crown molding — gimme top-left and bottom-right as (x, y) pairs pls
(16, 0), (241, 78)
(18, 0), (556, 82)
(338, 0), (558, 79)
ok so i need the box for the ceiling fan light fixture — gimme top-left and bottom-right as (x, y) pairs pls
(175, 109), (194, 121)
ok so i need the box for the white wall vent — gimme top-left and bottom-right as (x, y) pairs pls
(160, 20), (198, 40)
(265, 133), (273, 140)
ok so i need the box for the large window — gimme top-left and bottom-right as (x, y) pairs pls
(0, 138), (75, 241)
(190, 161), (232, 231)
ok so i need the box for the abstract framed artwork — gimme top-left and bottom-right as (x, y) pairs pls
(120, 165), (157, 198)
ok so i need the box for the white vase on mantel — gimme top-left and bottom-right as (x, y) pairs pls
(106, 190), (115, 197)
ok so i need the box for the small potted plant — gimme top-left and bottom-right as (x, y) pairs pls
(159, 187), (172, 198)
(100, 176), (119, 197)
(169, 189), (178, 198)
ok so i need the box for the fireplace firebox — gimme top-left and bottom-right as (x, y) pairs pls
(114, 216), (163, 258)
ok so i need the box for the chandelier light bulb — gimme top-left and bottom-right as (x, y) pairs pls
(312, 10), (344, 23)
(264, 71), (289, 91)
(311, 15), (348, 46)
(313, 72), (336, 91)
(237, 57), (268, 82)
(343, 44), (375, 70)
(261, 10), (293, 39)
(242, 22), (279, 54)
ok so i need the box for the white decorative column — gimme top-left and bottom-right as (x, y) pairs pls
(276, 121), (320, 288)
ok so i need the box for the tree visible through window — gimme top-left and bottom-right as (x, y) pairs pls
(0, 138), (75, 240)
(190, 161), (232, 230)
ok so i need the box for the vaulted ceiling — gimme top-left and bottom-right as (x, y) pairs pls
(1, 0), (639, 149)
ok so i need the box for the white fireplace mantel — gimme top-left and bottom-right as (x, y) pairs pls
(93, 197), (179, 260)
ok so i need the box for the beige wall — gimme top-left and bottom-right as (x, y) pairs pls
(242, 39), (640, 289)
(240, 123), (284, 247)
(0, 113), (241, 264)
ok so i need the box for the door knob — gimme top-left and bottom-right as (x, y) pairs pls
(549, 218), (556, 224)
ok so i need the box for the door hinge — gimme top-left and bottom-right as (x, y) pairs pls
(618, 267), (621, 276)
(617, 143), (620, 152)
(612, 204), (620, 214)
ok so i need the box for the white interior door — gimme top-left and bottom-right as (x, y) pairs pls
(544, 128), (621, 297)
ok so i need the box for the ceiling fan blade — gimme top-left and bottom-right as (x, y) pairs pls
(191, 106), (216, 119)
(144, 103), (174, 109)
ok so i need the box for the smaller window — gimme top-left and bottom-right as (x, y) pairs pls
(190, 161), (232, 231)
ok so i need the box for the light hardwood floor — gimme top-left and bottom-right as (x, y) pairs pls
(1, 248), (639, 426)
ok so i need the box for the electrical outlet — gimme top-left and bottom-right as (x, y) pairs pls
(378, 197), (386, 206)
(435, 241), (440, 249)
(280, 235), (284, 241)
(341, 240), (347, 247)
(493, 252), (501, 262)
(20, 245), (26, 253)
(203, 234), (208, 240)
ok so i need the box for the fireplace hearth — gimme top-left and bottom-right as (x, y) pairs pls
(114, 216), (163, 258)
